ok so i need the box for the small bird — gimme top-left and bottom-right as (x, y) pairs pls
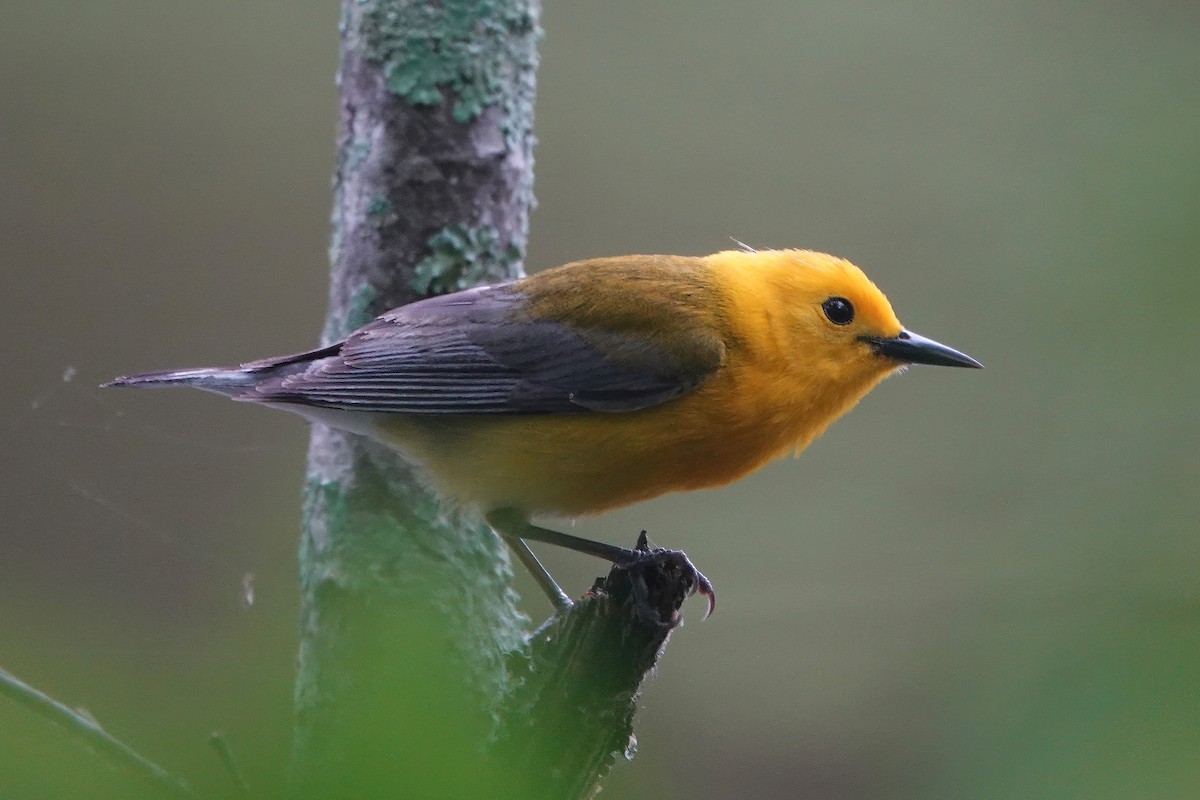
(107, 249), (981, 614)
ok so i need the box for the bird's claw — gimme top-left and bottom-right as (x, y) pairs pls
(622, 532), (716, 619)
(692, 568), (717, 620)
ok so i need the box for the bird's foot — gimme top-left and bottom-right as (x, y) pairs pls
(604, 531), (716, 619)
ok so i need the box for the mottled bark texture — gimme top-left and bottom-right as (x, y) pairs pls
(291, 2), (704, 797)
(290, 1), (536, 795)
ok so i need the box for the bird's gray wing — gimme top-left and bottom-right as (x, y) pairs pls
(241, 284), (724, 414)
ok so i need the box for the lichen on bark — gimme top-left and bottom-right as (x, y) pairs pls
(411, 223), (522, 295)
(358, 0), (540, 140)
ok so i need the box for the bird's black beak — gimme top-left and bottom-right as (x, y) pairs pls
(860, 330), (983, 369)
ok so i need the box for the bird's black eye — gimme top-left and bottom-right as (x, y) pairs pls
(821, 297), (855, 325)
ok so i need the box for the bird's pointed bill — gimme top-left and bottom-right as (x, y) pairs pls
(861, 330), (983, 369)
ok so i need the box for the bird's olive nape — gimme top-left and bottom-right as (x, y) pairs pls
(821, 296), (855, 325)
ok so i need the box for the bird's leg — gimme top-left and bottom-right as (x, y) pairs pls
(487, 511), (574, 611)
(505, 536), (573, 611)
(486, 509), (716, 617)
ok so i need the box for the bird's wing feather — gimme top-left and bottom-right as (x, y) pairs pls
(242, 284), (725, 414)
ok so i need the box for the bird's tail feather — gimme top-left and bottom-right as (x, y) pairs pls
(102, 366), (260, 397)
(103, 343), (342, 398)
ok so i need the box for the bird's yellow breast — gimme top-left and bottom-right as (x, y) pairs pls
(375, 380), (793, 516)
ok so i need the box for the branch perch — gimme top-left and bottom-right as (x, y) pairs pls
(492, 537), (709, 800)
(0, 664), (195, 799)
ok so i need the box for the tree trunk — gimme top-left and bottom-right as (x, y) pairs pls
(290, 1), (538, 795)
(289, 3), (706, 797)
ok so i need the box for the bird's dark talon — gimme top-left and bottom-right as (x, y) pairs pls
(693, 569), (717, 620)
(616, 540), (717, 619)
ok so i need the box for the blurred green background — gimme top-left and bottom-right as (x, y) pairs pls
(2, 1), (1198, 797)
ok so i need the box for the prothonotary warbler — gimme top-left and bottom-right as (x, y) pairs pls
(107, 249), (981, 614)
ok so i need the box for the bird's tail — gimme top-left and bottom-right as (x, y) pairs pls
(103, 343), (342, 398)
(102, 366), (263, 398)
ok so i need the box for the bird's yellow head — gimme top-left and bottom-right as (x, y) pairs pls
(708, 248), (980, 413)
